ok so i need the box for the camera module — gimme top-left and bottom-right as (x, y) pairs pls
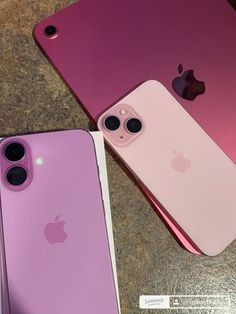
(126, 118), (142, 133)
(6, 166), (27, 186)
(4, 143), (25, 162)
(104, 116), (120, 131)
(44, 25), (58, 38)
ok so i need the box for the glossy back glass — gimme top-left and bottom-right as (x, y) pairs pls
(0, 130), (118, 314)
(98, 81), (236, 256)
(34, 0), (236, 163)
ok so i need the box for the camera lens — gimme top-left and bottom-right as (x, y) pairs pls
(44, 25), (57, 37)
(104, 116), (120, 131)
(4, 143), (25, 161)
(6, 166), (27, 186)
(126, 118), (142, 133)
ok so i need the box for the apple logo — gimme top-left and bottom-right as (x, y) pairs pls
(172, 64), (205, 100)
(227, 0), (236, 10)
(44, 215), (68, 244)
(171, 151), (191, 173)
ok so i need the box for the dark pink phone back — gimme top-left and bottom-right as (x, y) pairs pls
(34, 0), (236, 163)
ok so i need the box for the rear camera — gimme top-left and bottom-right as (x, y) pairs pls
(104, 116), (120, 131)
(44, 25), (58, 37)
(4, 143), (25, 162)
(6, 166), (27, 186)
(126, 118), (142, 133)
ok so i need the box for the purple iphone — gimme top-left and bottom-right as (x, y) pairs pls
(0, 130), (118, 314)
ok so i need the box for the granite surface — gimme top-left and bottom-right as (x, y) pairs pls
(0, 1), (235, 313)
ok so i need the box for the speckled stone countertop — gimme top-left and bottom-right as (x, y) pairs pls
(0, 1), (235, 313)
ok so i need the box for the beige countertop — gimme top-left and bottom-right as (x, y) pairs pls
(0, 1), (235, 313)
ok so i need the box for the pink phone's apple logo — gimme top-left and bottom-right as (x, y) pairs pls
(171, 151), (191, 173)
(172, 64), (205, 101)
(44, 215), (68, 244)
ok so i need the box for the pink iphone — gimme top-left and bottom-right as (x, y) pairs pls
(0, 130), (118, 314)
(98, 81), (236, 256)
(33, 0), (236, 254)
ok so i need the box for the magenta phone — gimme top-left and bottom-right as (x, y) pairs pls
(0, 130), (118, 314)
(98, 81), (236, 256)
(34, 0), (236, 163)
(33, 0), (236, 254)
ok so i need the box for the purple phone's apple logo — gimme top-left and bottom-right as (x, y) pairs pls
(171, 151), (191, 173)
(172, 64), (205, 101)
(44, 215), (68, 244)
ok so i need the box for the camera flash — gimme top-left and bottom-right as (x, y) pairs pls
(36, 157), (44, 166)
(120, 109), (127, 116)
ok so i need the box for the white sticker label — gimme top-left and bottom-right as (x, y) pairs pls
(139, 296), (170, 309)
(139, 295), (231, 310)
